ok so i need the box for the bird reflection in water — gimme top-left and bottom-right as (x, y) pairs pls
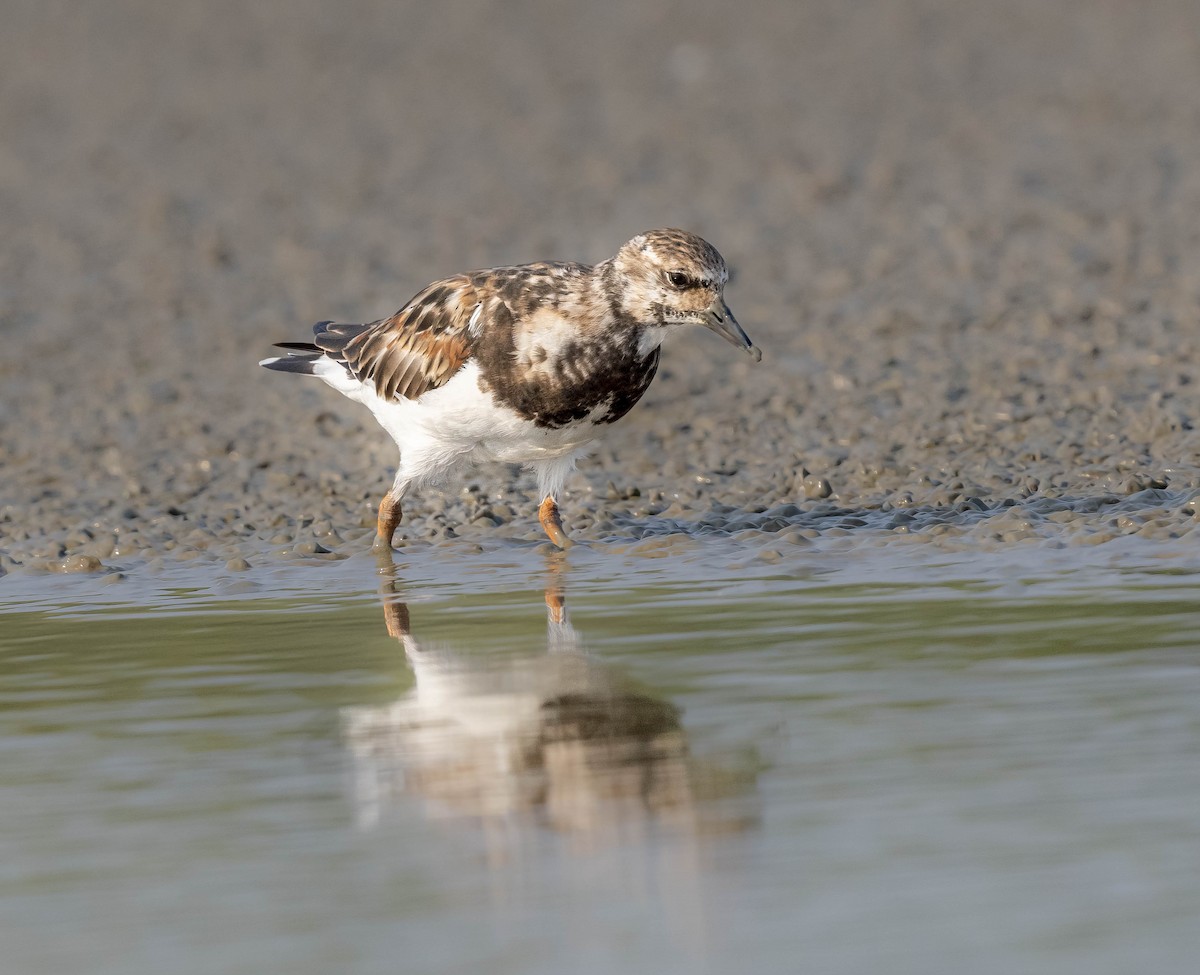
(341, 553), (759, 859)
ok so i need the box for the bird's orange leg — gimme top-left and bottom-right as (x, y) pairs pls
(373, 492), (403, 552)
(538, 496), (572, 549)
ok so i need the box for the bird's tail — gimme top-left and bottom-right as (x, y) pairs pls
(259, 343), (322, 375)
(260, 320), (373, 376)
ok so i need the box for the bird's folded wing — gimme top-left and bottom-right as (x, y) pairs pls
(323, 275), (482, 401)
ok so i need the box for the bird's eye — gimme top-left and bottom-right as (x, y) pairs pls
(667, 271), (695, 289)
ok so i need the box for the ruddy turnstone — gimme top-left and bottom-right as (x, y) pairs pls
(260, 229), (761, 549)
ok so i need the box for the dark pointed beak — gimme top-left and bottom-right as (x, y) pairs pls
(703, 299), (762, 362)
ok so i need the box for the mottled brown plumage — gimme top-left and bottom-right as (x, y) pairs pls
(309, 278), (478, 401)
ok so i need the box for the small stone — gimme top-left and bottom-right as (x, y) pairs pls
(802, 474), (833, 499)
(777, 529), (812, 546)
(54, 554), (105, 574)
(292, 541), (332, 556)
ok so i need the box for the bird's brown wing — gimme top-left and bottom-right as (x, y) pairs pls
(314, 275), (481, 401)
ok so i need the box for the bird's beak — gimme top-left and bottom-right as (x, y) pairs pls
(703, 299), (762, 362)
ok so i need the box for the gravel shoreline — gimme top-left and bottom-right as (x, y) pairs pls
(5, 1), (1200, 582)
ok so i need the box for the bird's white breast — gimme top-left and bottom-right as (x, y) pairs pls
(319, 359), (602, 465)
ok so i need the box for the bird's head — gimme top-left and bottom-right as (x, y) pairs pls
(609, 229), (761, 361)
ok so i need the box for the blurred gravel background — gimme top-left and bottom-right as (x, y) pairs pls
(5, 0), (1200, 577)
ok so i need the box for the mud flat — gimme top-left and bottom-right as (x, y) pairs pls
(5, 1), (1200, 584)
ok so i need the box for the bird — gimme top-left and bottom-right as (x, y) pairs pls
(260, 229), (761, 550)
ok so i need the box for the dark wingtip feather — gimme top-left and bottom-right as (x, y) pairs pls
(260, 354), (320, 375)
(273, 341), (321, 352)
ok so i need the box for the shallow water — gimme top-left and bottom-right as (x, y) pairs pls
(3, 543), (1200, 974)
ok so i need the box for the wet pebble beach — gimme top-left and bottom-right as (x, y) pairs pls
(6, 0), (1200, 582)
